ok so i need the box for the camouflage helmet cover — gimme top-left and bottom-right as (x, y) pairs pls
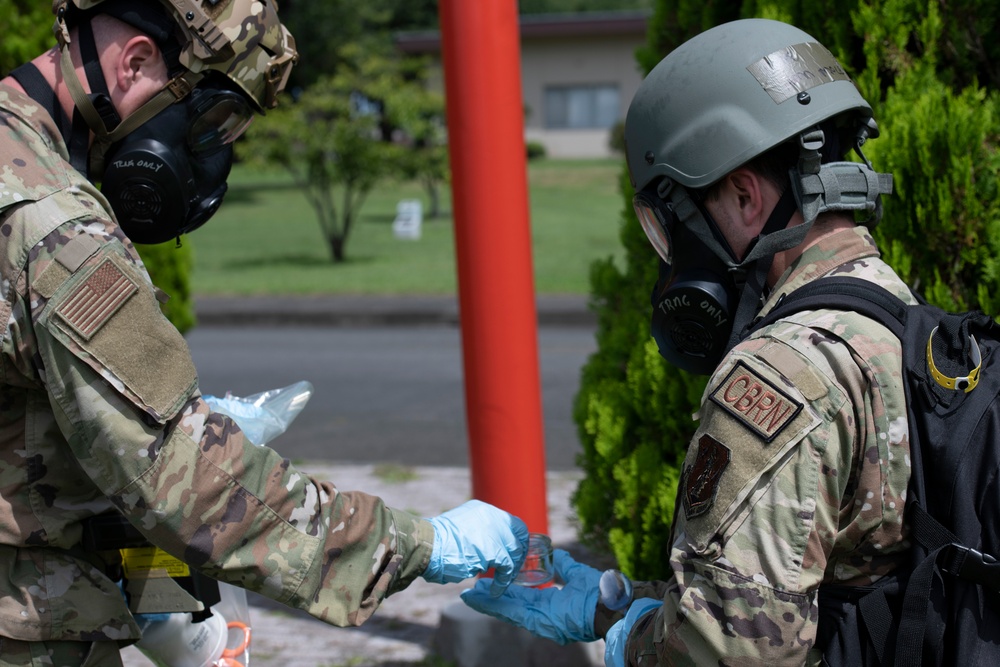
(624, 19), (873, 192)
(55, 0), (297, 111)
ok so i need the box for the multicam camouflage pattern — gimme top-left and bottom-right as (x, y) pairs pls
(0, 83), (432, 646)
(59, 0), (297, 110)
(0, 637), (125, 666)
(621, 226), (914, 665)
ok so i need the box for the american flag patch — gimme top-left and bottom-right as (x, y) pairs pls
(57, 258), (137, 340)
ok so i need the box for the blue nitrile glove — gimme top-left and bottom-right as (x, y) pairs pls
(461, 548), (601, 644)
(423, 500), (529, 596)
(604, 597), (664, 667)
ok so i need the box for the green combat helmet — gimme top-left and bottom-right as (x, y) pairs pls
(625, 17), (893, 277)
(624, 18), (873, 194)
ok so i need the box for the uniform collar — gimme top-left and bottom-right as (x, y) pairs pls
(764, 225), (881, 309)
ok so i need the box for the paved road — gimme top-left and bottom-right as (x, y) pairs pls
(186, 323), (598, 470)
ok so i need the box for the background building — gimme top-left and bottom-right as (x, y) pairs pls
(396, 11), (649, 158)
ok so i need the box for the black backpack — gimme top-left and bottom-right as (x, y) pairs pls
(748, 276), (1000, 666)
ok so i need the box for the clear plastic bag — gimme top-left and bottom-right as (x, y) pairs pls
(213, 582), (254, 667)
(203, 380), (314, 445)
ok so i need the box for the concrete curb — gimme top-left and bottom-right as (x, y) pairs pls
(193, 294), (596, 328)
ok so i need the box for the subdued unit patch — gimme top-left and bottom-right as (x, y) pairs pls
(709, 360), (803, 443)
(56, 258), (137, 340)
(683, 434), (731, 520)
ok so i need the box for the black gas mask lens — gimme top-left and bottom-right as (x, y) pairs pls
(188, 89), (254, 155)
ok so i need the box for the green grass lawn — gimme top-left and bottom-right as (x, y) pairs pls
(189, 158), (626, 295)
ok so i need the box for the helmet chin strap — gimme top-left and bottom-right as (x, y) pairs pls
(724, 186), (799, 352)
(55, 11), (202, 178)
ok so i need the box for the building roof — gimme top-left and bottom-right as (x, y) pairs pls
(395, 10), (650, 54)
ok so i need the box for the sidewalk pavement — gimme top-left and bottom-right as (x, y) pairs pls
(193, 293), (596, 328)
(120, 461), (611, 667)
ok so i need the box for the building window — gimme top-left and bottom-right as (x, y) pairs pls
(544, 85), (620, 129)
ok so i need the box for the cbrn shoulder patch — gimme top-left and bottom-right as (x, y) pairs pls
(680, 354), (821, 551)
(708, 360), (803, 443)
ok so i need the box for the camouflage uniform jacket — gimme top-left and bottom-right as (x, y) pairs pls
(0, 84), (434, 643)
(619, 226), (914, 665)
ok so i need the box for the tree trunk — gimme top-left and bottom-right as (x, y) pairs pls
(328, 235), (346, 263)
(425, 182), (441, 219)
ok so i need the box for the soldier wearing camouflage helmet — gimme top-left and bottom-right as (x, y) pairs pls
(0, 1), (528, 664)
(462, 18), (913, 665)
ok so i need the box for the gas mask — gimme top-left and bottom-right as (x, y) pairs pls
(98, 78), (254, 245)
(635, 186), (742, 375)
(37, 1), (269, 245)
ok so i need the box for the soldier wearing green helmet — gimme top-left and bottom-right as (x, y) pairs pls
(462, 18), (913, 666)
(0, 2), (529, 664)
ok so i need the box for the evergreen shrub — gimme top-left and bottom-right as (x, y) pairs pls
(134, 241), (196, 335)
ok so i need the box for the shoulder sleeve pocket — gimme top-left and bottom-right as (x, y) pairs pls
(681, 353), (822, 551)
(43, 251), (196, 422)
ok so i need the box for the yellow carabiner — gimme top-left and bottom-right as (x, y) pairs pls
(927, 326), (982, 392)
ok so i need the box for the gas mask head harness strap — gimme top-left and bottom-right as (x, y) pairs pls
(53, 1), (203, 177)
(40, 0), (295, 244)
(42, 1), (275, 244)
(640, 120), (893, 374)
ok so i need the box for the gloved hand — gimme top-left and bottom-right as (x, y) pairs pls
(460, 548), (601, 645)
(604, 597), (663, 667)
(422, 500), (529, 596)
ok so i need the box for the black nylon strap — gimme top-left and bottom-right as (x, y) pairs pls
(908, 503), (958, 552)
(895, 544), (949, 666)
(858, 588), (892, 664)
(7, 63), (91, 174)
(67, 108), (90, 175)
(749, 276), (908, 339)
(726, 187), (801, 352)
(7, 63), (71, 138)
(78, 19), (121, 133)
(7, 62), (93, 175)
(79, 18), (110, 102)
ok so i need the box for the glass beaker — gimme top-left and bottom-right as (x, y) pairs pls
(514, 533), (554, 587)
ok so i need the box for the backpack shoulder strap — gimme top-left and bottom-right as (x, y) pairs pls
(749, 276), (909, 340)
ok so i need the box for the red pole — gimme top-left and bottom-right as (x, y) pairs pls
(438, 0), (549, 535)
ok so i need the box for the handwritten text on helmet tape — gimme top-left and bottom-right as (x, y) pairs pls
(747, 42), (852, 105)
